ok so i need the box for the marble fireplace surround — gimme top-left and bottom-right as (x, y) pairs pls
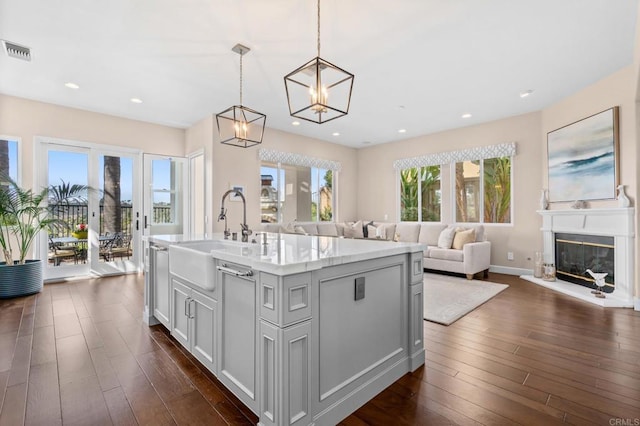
(521, 208), (635, 308)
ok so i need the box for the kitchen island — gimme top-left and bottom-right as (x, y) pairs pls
(143, 233), (425, 426)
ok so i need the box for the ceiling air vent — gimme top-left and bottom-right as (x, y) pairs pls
(2, 40), (31, 61)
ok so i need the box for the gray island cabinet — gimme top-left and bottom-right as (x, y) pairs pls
(143, 233), (426, 426)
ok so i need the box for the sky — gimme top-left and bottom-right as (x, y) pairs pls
(48, 151), (137, 201)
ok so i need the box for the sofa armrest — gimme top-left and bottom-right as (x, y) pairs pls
(462, 241), (491, 274)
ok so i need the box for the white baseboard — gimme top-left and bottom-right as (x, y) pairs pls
(489, 265), (532, 276)
(635, 298), (640, 311)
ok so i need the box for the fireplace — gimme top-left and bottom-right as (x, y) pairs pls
(525, 208), (635, 308)
(554, 233), (614, 293)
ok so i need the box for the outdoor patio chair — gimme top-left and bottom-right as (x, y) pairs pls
(48, 237), (78, 266)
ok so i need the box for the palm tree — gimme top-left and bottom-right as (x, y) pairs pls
(484, 157), (511, 223)
(103, 156), (121, 235)
(0, 141), (9, 186)
(48, 180), (90, 236)
(400, 168), (419, 221)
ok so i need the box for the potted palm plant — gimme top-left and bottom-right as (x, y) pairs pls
(0, 177), (67, 298)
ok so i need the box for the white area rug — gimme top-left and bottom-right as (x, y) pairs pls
(423, 273), (509, 325)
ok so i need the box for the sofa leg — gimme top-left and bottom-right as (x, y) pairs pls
(466, 274), (473, 280)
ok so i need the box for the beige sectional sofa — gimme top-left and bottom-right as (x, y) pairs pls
(261, 221), (491, 280)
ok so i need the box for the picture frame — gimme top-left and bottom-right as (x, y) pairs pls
(230, 185), (245, 202)
(547, 106), (619, 203)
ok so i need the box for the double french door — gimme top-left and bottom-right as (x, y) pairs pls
(38, 140), (142, 280)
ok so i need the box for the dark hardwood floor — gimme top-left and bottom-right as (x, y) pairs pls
(0, 272), (638, 425)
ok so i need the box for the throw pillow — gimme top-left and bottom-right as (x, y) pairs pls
(452, 228), (476, 249)
(279, 222), (307, 235)
(293, 225), (308, 235)
(437, 227), (456, 249)
(362, 221), (374, 238)
(343, 220), (364, 238)
(367, 224), (379, 239)
(279, 222), (296, 234)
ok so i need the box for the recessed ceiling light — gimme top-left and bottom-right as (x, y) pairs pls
(292, 121), (300, 126)
(398, 129), (407, 133)
(64, 82), (79, 89)
(130, 98), (143, 104)
(520, 90), (534, 98)
(362, 141), (371, 145)
(461, 113), (472, 119)
(332, 132), (340, 136)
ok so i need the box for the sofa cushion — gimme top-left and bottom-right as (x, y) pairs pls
(472, 224), (485, 242)
(419, 223), (447, 246)
(395, 223), (421, 242)
(316, 223), (338, 237)
(452, 228), (476, 249)
(343, 221), (364, 238)
(379, 223), (396, 240)
(280, 223), (307, 235)
(362, 221), (374, 238)
(437, 226), (456, 249)
(429, 248), (464, 262)
(299, 223), (318, 235)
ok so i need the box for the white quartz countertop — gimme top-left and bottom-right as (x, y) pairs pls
(146, 233), (426, 275)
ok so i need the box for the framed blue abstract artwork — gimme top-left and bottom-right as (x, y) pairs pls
(547, 107), (619, 202)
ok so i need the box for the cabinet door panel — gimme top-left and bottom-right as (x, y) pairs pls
(219, 269), (257, 410)
(153, 248), (170, 327)
(192, 290), (217, 373)
(171, 279), (190, 349)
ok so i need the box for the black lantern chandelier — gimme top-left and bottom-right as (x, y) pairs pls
(284, 0), (354, 124)
(216, 44), (266, 148)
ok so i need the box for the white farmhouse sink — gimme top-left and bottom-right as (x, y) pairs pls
(169, 241), (224, 291)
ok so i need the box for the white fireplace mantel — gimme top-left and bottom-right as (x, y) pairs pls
(522, 208), (635, 308)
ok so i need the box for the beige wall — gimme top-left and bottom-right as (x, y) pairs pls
(0, 94), (185, 188)
(357, 111), (543, 271)
(186, 115), (358, 235)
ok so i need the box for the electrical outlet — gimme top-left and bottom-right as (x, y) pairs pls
(507, 251), (514, 261)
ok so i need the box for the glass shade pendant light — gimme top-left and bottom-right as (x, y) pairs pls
(284, 0), (354, 124)
(216, 44), (266, 148)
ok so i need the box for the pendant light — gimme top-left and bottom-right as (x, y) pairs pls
(284, 0), (354, 124)
(216, 44), (266, 148)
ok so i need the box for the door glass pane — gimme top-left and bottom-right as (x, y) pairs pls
(47, 151), (89, 268)
(99, 155), (134, 264)
(151, 159), (180, 224)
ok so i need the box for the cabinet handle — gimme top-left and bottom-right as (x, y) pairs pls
(217, 264), (253, 277)
(189, 299), (195, 319)
(184, 297), (190, 317)
(151, 246), (168, 252)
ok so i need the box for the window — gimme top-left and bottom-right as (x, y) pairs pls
(0, 138), (19, 183)
(260, 162), (333, 223)
(151, 158), (182, 224)
(400, 165), (441, 222)
(454, 157), (511, 223)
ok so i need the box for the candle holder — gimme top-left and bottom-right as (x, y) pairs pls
(542, 263), (556, 281)
(533, 251), (543, 278)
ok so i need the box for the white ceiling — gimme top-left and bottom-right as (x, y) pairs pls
(0, 0), (638, 148)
